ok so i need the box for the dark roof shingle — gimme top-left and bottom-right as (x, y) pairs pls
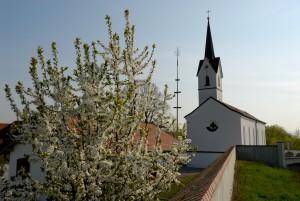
(185, 97), (266, 124)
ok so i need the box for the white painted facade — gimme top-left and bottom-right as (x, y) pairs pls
(1, 164), (9, 179)
(9, 144), (44, 182)
(187, 152), (223, 168)
(187, 98), (241, 152)
(241, 117), (266, 146)
(197, 58), (223, 104)
(186, 98), (266, 150)
(186, 99), (266, 168)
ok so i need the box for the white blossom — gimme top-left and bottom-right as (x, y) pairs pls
(1, 10), (192, 200)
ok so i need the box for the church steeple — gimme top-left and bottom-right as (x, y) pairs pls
(204, 17), (215, 60)
(196, 14), (223, 105)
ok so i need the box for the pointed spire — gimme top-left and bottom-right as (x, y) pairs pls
(204, 15), (215, 59)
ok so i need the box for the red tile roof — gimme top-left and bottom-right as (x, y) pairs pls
(134, 124), (178, 151)
(0, 122), (177, 152)
(0, 123), (10, 131)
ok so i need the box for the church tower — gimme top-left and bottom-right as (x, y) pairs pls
(197, 17), (223, 105)
(185, 14), (266, 169)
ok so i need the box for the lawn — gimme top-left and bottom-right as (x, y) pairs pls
(157, 174), (196, 200)
(232, 160), (300, 201)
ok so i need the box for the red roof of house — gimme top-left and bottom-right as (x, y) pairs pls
(0, 122), (177, 152)
(0, 123), (10, 131)
(134, 124), (178, 151)
(0, 123), (14, 155)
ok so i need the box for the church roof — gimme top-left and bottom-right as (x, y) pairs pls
(205, 19), (215, 59)
(197, 57), (221, 76)
(196, 18), (222, 76)
(185, 97), (266, 124)
(220, 101), (266, 124)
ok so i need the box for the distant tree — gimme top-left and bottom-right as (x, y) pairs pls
(133, 81), (186, 139)
(293, 128), (300, 149)
(135, 83), (162, 124)
(1, 10), (191, 200)
(266, 125), (300, 150)
(294, 128), (300, 139)
(167, 119), (187, 139)
(266, 125), (290, 145)
(125, 82), (174, 127)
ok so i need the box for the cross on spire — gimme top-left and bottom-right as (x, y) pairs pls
(206, 10), (210, 20)
(204, 11), (215, 59)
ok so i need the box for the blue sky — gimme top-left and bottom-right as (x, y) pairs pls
(1, 1), (300, 132)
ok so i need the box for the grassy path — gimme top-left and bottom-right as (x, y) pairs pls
(232, 160), (300, 201)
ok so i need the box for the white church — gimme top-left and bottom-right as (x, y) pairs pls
(185, 17), (266, 168)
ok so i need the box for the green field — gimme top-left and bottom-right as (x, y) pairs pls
(232, 160), (300, 201)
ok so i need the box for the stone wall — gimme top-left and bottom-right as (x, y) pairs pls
(170, 146), (236, 201)
(171, 143), (288, 201)
(236, 142), (285, 167)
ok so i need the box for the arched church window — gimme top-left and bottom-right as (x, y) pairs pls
(248, 127), (251, 145)
(205, 76), (210, 86)
(16, 158), (30, 175)
(243, 126), (245, 144)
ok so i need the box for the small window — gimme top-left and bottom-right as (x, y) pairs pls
(16, 158), (30, 175)
(205, 76), (210, 86)
(218, 76), (220, 87)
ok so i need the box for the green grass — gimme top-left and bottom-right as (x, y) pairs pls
(158, 174), (196, 200)
(232, 160), (300, 201)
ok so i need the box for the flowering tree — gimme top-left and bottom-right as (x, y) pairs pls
(130, 83), (174, 127)
(1, 10), (191, 200)
(168, 120), (187, 139)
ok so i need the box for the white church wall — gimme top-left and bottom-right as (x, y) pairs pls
(216, 88), (222, 102)
(198, 89), (217, 104)
(240, 117), (266, 145)
(9, 144), (44, 182)
(186, 98), (241, 152)
(257, 123), (266, 145)
(241, 117), (256, 145)
(197, 59), (222, 104)
(187, 152), (223, 168)
(1, 164), (9, 179)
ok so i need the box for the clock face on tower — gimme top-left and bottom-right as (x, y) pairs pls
(207, 121), (218, 132)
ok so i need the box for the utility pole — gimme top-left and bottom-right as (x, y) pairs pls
(173, 47), (181, 137)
